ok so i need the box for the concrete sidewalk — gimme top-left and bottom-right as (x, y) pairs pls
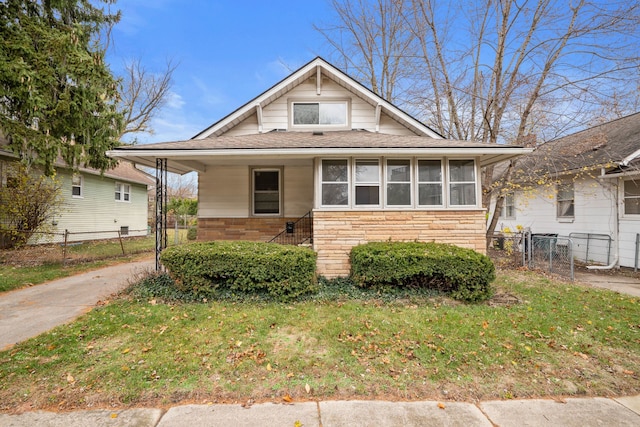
(0, 258), (154, 350)
(1, 395), (639, 426)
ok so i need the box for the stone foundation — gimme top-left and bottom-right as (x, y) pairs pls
(313, 210), (487, 277)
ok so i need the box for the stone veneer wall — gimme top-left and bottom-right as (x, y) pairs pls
(198, 217), (298, 242)
(313, 210), (487, 278)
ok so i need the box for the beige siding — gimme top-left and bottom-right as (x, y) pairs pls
(379, 113), (419, 135)
(313, 210), (487, 277)
(221, 113), (260, 136)
(198, 164), (314, 218)
(283, 165), (313, 216)
(259, 77), (377, 132)
(198, 166), (249, 217)
(54, 169), (149, 242)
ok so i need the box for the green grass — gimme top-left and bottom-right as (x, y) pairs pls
(0, 229), (188, 293)
(1, 269), (639, 411)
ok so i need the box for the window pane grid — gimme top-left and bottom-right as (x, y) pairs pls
(321, 160), (349, 206)
(387, 160), (411, 206)
(449, 160), (476, 206)
(624, 180), (640, 215)
(418, 160), (443, 206)
(355, 160), (379, 205)
(556, 183), (574, 218)
(253, 170), (280, 215)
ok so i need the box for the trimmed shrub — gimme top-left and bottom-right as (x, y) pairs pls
(186, 227), (197, 240)
(160, 241), (317, 301)
(350, 241), (495, 302)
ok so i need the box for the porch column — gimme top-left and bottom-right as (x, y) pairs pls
(155, 158), (168, 271)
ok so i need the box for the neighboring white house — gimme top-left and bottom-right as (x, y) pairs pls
(492, 112), (640, 269)
(109, 57), (529, 277)
(0, 148), (154, 243)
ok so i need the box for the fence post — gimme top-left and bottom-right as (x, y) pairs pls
(175, 220), (179, 245)
(118, 230), (125, 255)
(63, 230), (69, 266)
(635, 233), (639, 273)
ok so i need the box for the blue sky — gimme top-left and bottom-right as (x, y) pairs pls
(106, 0), (335, 144)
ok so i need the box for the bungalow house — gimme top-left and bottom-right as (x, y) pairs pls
(108, 57), (529, 277)
(492, 112), (640, 269)
(0, 145), (154, 244)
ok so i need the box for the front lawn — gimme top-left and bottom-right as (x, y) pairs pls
(0, 270), (638, 412)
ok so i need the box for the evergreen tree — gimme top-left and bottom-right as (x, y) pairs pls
(0, 0), (123, 175)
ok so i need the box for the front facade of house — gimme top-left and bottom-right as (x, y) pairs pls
(109, 57), (528, 276)
(0, 152), (153, 243)
(493, 113), (640, 269)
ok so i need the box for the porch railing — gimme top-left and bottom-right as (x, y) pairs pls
(268, 211), (313, 246)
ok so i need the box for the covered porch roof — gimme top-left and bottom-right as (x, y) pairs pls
(107, 130), (532, 174)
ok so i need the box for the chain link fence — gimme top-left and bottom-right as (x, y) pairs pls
(0, 227), (193, 267)
(488, 231), (574, 280)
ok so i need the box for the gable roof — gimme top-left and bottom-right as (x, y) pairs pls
(193, 56), (443, 139)
(515, 112), (640, 178)
(108, 57), (532, 173)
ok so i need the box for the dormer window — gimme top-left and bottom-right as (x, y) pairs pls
(292, 101), (348, 127)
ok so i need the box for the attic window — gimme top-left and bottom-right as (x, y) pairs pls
(292, 101), (348, 126)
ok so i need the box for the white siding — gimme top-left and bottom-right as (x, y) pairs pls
(54, 169), (149, 241)
(494, 174), (640, 268)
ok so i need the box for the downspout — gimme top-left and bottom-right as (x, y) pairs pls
(587, 172), (619, 270)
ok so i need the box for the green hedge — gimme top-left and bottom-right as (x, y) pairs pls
(350, 241), (495, 302)
(160, 241), (317, 301)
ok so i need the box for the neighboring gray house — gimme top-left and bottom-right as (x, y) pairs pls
(492, 112), (640, 269)
(109, 57), (529, 277)
(0, 147), (154, 243)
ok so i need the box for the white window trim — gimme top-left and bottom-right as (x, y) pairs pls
(71, 174), (83, 198)
(316, 157), (480, 210)
(500, 192), (516, 220)
(354, 159), (381, 207)
(115, 181), (131, 203)
(251, 167), (282, 217)
(289, 99), (351, 130)
(417, 159), (444, 208)
(622, 178), (640, 218)
(385, 158), (413, 207)
(556, 181), (575, 220)
(448, 159), (478, 208)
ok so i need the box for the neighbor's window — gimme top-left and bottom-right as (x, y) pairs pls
(556, 182), (574, 218)
(321, 159), (349, 206)
(386, 159), (411, 206)
(449, 159), (476, 206)
(115, 182), (131, 202)
(71, 174), (82, 197)
(355, 159), (380, 206)
(253, 169), (281, 215)
(292, 101), (348, 126)
(501, 192), (515, 219)
(624, 180), (640, 215)
(417, 160), (443, 206)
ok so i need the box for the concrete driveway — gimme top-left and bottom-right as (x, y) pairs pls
(574, 271), (640, 298)
(0, 258), (154, 350)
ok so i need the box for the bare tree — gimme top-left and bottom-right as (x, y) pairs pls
(318, 0), (640, 240)
(118, 59), (177, 140)
(315, 0), (416, 103)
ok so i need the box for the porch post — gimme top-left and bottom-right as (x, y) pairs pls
(155, 158), (168, 271)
